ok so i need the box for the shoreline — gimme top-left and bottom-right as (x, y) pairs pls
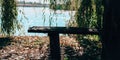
(17, 4), (49, 7)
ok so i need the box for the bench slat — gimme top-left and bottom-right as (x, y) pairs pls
(28, 26), (99, 34)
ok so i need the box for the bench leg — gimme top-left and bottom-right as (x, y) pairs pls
(48, 33), (61, 60)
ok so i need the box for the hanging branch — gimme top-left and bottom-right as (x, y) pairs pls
(1, 0), (20, 36)
(95, 0), (104, 29)
(76, 0), (93, 28)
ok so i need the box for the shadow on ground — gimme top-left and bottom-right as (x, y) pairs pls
(64, 45), (101, 60)
(64, 46), (83, 60)
(0, 37), (12, 49)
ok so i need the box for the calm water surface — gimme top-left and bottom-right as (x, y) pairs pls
(1, 7), (75, 36)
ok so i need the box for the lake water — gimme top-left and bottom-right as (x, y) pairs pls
(1, 7), (75, 36)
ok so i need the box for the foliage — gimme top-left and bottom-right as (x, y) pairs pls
(78, 35), (102, 60)
(75, 0), (103, 59)
(50, 4), (70, 10)
(50, 0), (81, 10)
(0, 0), (21, 36)
(75, 0), (95, 28)
(66, 0), (103, 59)
(95, 0), (104, 29)
(50, 0), (103, 59)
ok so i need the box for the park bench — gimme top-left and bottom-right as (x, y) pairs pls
(28, 26), (99, 60)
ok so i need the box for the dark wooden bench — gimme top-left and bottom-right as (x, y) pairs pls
(28, 26), (99, 60)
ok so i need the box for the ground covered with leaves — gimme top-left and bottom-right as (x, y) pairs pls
(0, 36), (83, 60)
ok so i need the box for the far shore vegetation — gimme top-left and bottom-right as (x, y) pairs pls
(50, 0), (80, 11)
(16, 1), (49, 7)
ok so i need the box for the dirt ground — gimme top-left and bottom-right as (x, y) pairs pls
(0, 36), (83, 60)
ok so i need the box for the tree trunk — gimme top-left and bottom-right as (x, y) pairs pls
(102, 0), (120, 60)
